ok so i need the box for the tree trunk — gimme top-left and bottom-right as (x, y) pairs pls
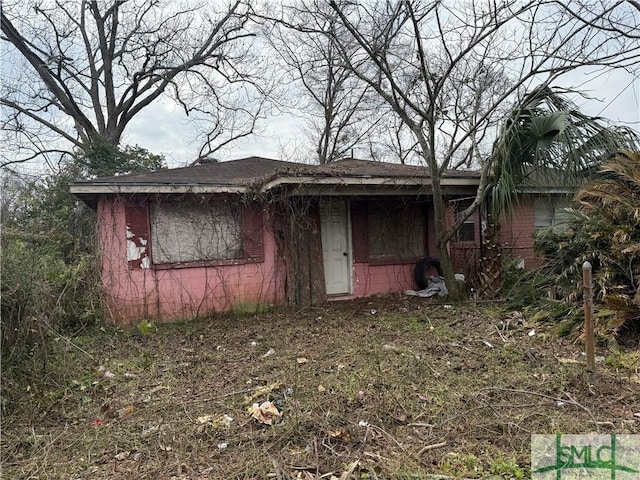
(431, 183), (465, 299)
(478, 219), (504, 298)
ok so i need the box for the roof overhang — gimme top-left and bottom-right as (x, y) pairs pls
(70, 172), (481, 208)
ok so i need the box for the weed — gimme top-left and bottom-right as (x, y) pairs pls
(137, 320), (157, 336)
(2, 299), (637, 479)
(231, 302), (272, 315)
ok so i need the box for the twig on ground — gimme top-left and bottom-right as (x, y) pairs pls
(272, 458), (284, 480)
(407, 422), (435, 428)
(187, 388), (255, 404)
(476, 387), (599, 430)
(417, 441), (447, 456)
(494, 325), (508, 343)
(369, 424), (405, 451)
(339, 460), (359, 480)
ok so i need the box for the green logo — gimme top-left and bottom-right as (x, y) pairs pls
(532, 434), (640, 480)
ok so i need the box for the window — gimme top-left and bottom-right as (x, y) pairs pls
(367, 199), (426, 262)
(534, 197), (570, 231)
(151, 198), (243, 264)
(124, 196), (264, 269)
(453, 200), (475, 242)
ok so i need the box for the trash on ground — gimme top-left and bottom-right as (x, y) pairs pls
(196, 414), (233, 429)
(116, 405), (135, 418)
(358, 420), (369, 427)
(394, 414), (408, 424)
(250, 401), (282, 425)
(142, 425), (159, 436)
(404, 276), (448, 297)
(282, 387), (294, 398)
(483, 340), (494, 348)
(528, 329), (536, 337)
(114, 451), (129, 461)
(217, 442), (228, 450)
(296, 357), (308, 364)
(244, 382), (282, 405)
(328, 428), (351, 441)
(261, 348), (275, 358)
(250, 341), (257, 347)
(370, 309), (378, 315)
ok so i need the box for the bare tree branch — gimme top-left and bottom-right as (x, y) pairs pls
(1, 0), (270, 167)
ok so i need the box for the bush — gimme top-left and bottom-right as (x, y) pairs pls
(1, 145), (166, 412)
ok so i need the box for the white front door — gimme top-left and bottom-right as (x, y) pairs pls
(320, 200), (351, 295)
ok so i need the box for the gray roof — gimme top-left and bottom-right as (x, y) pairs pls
(70, 156), (481, 206)
(76, 157), (296, 187)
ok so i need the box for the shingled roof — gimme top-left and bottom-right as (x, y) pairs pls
(70, 156), (480, 207)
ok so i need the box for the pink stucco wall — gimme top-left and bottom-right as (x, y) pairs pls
(96, 194), (547, 324)
(352, 263), (415, 297)
(98, 196), (285, 324)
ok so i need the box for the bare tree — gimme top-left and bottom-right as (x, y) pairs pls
(290, 0), (640, 296)
(1, 0), (271, 168)
(266, 5), (390, 164)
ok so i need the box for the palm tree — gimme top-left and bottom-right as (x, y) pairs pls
(478, 86), (639, 297)
(535, 150), (640, 332)
(575, 149), (640, 307)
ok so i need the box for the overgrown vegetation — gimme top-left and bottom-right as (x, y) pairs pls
(2, 298), (638, 479)
(496, 150), (640, 342)
(0, 261), (634, 479)
(1, 144), (165, 413)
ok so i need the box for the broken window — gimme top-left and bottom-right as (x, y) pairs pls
(367, 199), (426, 262)
(151, 198), (243, 264)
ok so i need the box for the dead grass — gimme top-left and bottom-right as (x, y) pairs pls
(2, 295), (639, 479)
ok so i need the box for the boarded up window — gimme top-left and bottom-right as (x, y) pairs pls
(350, 200), (369, 263)
(368, 200), (426, 262)
(151, 198), (243, 264)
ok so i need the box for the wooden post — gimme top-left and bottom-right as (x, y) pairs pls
(582, 261), (595, 379)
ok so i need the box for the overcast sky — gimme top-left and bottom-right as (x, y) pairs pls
(120, 66), (640, 169)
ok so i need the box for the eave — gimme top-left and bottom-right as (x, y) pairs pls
(70, 173), (481, 209)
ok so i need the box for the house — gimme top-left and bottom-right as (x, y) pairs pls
(498, 170), (576, 270)
(70, 156), (551, 324)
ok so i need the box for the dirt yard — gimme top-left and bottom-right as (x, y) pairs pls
(3, 295), (639, 479)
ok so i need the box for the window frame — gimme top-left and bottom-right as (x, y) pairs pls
(351, 198), (428, 266)
(124, 195), (264, 270)
(534, 196), (570, 232)
(452, 199), (476, 243)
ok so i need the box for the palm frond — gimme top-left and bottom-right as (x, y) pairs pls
(487, 86), (640, 218)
